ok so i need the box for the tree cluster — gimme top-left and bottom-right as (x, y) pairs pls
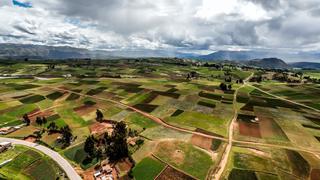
(84, 121), (129, 163)
(219, 83), (232, 91)
(35, 116), (47, 126)
(22, 114), (30, 126)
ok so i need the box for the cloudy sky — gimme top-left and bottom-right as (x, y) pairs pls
(1, 0), (320, 56)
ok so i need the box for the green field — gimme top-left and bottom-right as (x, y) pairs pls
(0, 145), (65, 180)
(132, 157), (165, 180)
(0, 60), (319, 179)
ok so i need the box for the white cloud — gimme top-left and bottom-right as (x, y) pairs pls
(0, 0), (319, 55)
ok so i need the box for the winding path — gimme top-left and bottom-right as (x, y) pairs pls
(211, 74), (253, 180)
(0, 137), (81, 180)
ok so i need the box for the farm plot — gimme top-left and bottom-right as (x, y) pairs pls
(153, 140), (213, 180)
(19, 94), (45, 104)
(46, 91), (65, 100)
(156, 166), (196, 180)
(64, 143), (98, 169)
(0, 146), (65, 180)
(132, 157), (166, 180)
(165, 111), (227, 136)
(190, 134), (212, 150)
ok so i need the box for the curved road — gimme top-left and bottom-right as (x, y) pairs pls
(0, 137), (81, 180)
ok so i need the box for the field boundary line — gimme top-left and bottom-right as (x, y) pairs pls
(151, 153), (199, 180)
(153, 164), (168, 180)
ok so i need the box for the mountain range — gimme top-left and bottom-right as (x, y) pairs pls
(0, 43), (320, 69)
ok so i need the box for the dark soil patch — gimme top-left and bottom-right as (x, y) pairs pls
(71, 89), (82, 93)
(112, 82), (143, 93)
(84, 100), (96, 106)
(153, 91), (180, 99)
(304, 115), (320, 126)
(315, 136), (320, 142)
(302, 124), (320, 130)
(7, 83), (39, 90)
(166, 88), (178, 93)
(86, 87), (108, 95)
(199, 85), (218, 92)
(222, 100), (233, 104)
(46, 91), (64, 100)
(228, 169), (258, 180)
(133, 104), (158, 113)
(171, 109), (184, 117)
(197, 101), (216, 108)
(20, 95), (45, 104)
(199, 91), (222, 101)
(66, 93), (80, 101)
(156, 166), (195, 180)
(286, 150), (310, 178)
(141, 92), (158, 104)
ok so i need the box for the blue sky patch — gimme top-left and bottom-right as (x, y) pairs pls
(12, 0), (32, 8)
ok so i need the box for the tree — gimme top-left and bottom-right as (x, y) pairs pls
(42, 117), (47, 125)
(96, 109), (104, 122)
(60, 125), (73, 146)
(219, 83), (227, 91)
(22, 114), (30, 126)
(36, 116), (42, 126)
(47, 122), (58, 133)
(105, 121), (128, 162)
(84, 135), (96, 158)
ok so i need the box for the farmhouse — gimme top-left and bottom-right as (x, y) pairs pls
(93, 164), (115, 180)
(0, 142), (12, 152)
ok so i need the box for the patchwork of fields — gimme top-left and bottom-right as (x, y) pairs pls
(0, 61), (319, 180)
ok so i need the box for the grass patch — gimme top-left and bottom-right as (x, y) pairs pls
(20, 95), (45, 104)
(46, 91), (64, 100)
(165, 111), (226, 136)
(132, 157), (165, 180)
(228, 169), (257, 180)
(154, 140), (213, 180)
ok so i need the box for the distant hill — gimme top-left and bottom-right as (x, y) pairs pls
(196, 50), (269, 61)
(195, 50), (320, 62)
(245, 58), (289, 69)
(290, 62), (320, 69)
(0, 43), (95, 59)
